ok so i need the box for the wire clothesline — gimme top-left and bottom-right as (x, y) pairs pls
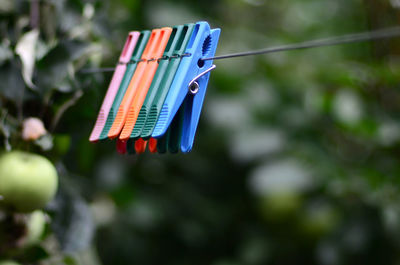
(79, 26), (400, 74)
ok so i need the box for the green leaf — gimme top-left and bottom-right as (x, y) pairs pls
(17, 245), (50, 263)
(34, 134), (54, 151)
(63, 255), (78, 265)
(0, 0), (14, 14)
(53, 134), (71, 155)
(0, 112), (13, 151)
(15, 29), (39, 89)
(37, 40), (89, 94)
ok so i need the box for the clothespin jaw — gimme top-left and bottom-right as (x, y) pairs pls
(156, 134), (168, 154)
(116, 139), (127, 154)
(152, 21), (221, 153)
(127, 138), (136, 154)
(135, 138), (147, 153)
(89, 31), (140, 142)
(148, 138), (158, 153)
(167, 104), (185, 153)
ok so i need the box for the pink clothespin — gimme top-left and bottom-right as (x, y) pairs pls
(89, 31), (140, 142)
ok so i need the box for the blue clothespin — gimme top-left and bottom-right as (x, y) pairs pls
(152, 21), (220, 152)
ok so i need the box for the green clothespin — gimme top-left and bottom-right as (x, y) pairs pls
(99, 30), (151, 140)
(127, 138), (136, 154)
(128, 25), (182, 140)
(156, 134), (168, 154)
(166, 104), (185, 153)
(154, 105), (184, 154)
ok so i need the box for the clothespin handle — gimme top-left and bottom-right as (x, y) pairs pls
(120, 27), (173, 140)
(108, 29), (165, 139)
(99, 31), (151, 140)
(89, 31), (140, 142)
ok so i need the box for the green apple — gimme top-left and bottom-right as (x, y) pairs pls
(0, 151), (58, 213)
(0, 261), (21, 265)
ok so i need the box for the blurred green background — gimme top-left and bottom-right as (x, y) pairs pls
(1, 0), (400, 264)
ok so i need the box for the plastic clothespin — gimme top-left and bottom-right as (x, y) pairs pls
(148, 138), (158, 153)
(135, 138), (147, 154)
(156, 134), (168, 154)
(167, 104), (185, 153)
(133, 138), (150, 154)
(89, 31), (140, 142)
(116, 138), (127, 154)
(99, 31), (151, 140)
(126, 138), (135, 154)
(108, 27), (172, 139)
(128, 24), (195, 155)
(130, 23), (195, 140)
(154, 105), (185, 154)
(119, 28), (172, 140)
(126, 137), (156, 154)
(152, 21), (220, 153)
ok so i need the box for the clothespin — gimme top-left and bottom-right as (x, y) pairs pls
(152, 21), (220, 152)
(118, 28), (172, 140)
(108, 27), (172, 139)
(130, 23), (195, 140)
(155, 134), (168, 154)
(132, 138), (148, 154)
(116, 138), (128, 154)
(127, 24), (194, 154)
(148, 138), (158, 153)
(89, 31), (140, 142)
(99, 31), (151, 140)
(125, 138), (151, 154)
(152, 105), (185, 154)
(163, 104), (185, 153)
(134, 138), (147, 153)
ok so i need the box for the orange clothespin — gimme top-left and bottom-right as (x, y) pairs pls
(135, 138), (147, 154)
(108, 27), (172, 139)
(134, 137), (157, 153)
(148, 138), (158, 153)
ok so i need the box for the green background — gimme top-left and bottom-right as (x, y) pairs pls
(1, 0), (400, 264)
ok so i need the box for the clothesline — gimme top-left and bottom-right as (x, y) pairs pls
(80, 26), (400, 74)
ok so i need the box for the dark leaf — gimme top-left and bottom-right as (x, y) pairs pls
(0, 61), (25, 104)
(48, 177), (94, 254)
(17, 245), (50, 263)
(0, 43), (13, 65)
(36, 40), (89, 94)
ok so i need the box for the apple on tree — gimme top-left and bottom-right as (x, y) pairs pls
(0, 151), (58, 213)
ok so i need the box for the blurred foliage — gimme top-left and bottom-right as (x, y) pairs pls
(1, 0), (400, 264)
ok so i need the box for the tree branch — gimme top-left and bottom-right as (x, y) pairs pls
(30, 0), (40, 29)
(50, 90), (83, 132)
